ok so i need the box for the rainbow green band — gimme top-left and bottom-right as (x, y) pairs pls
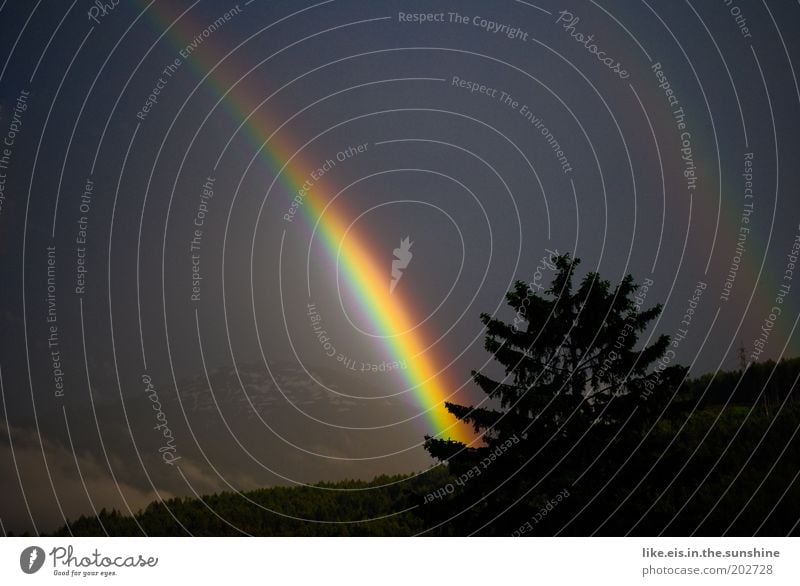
(145, 3), (470, 443)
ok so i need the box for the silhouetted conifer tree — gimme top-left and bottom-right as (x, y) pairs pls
(423, 254), (685, 534)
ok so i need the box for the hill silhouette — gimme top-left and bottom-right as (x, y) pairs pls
(48, 357), (800, 536)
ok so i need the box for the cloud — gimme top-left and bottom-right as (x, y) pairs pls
(0, 422), (170, 535)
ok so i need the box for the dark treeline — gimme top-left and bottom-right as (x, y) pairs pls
(48, 365), (800, 537)
(49, 472), (445, 537)
(48, 256), (800, 537)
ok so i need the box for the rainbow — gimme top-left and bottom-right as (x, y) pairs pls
(537, 3), (799, 360)
(621, 37), (799, 359)
(142, 2), (472, 443)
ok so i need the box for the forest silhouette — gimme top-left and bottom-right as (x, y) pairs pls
(48, 255), (800, 536)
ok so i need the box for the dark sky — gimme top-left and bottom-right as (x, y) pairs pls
(1, 0), (799, 534)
